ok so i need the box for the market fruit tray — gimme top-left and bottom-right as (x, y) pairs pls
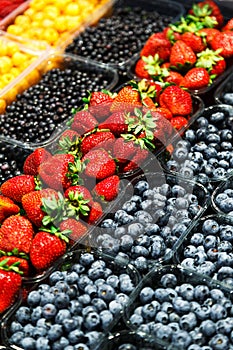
(0, 52), (118, 149)
(0, 248), (140, 349)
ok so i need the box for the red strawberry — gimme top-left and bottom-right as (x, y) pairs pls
(99, 112), (128, 136)
(65, 185), (93, 204)
(179, 67), (210, 90)
(0, 215), (34, 254)
(142, 96), (157, 112)
(209, 58), (226, 76)
(82, 149), (116, 180)
(222, 18), (233, 31)
(87, 201), (103, 225)
(23, 148), (51, 176)
(113, 137), (137, 164)
(180, 32), (206, 53)
(169, 40), (197, 70)
(0, 256), (29, 276)
(135, 58), (151, 79)
(0, 175), (36, 203)
(152, 112), (175, 145)
(39, 153), (75, 191)
(163, 27), (182, 43)
(198, 28), (220, 45)
(0, 195), (20, 223)
(122, 148), (149, 173)
(80, 130), (115, 155)
(59, 129), (80, 143)
(22, 188), (60, 227)
(210, 31), (233, 58)
(110, 85), (142, 113)
(190, 0), (224, 28)
(154, 107), (173, 120)
(170, 116), (188, 130)
(84, 90), (114, 121)
(196, 48), (226, 77)
(140, 32), (171, 60)
(64, 185), (93, 219)
(70, 110), (97, 135)
(0, 267), (22, 314)
(59, 218), (87, 244)
(93, 175), (120, 202)
(159, 85), (193, 116)
(30, 231), (67, 271)
(164, 71), (183, 85)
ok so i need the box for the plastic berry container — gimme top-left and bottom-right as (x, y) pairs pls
(62, 0), (185, 75)
(89, 171), (209, 274)
(214, 71), (233, 106)
(0, 248), (140, 349)
(211, 176), (233, 216)
(0, 52), (118, 149)
(173, 213), (233, 289)
(124, 263), (233, 349)
(96, 330), (164, 350)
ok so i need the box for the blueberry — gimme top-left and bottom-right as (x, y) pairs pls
(36, 336), (50, 350)
(15, 306), (31, 324)
(99, 310), (114, 330)
(68, 329), (84, 345)
(21, 337), (36, 350)
(160, 274), (177, 288)
(97, 283), (116, 302)
(134, 180), (149, 194)
(47, 324), (63, 341)
(179, 312), (197, 331)
(209, 333), (229, 350)
(171, 330), (192, 348)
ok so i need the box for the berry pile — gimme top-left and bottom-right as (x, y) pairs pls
(0, 60), (116, 145)
(65, 5), (174, 67)
(126, 266), (233, 349)
(212, 180), (233, 215)
(164, 105), (233, 192)
(6, 250), (137, 350)
(92, 172), (207, 273)
(178, 215), (233, 287)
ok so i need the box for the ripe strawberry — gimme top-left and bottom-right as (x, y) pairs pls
(180, 67), (210, 90)
(30, 231), (67, 271)
(0, 175), (36, 203)
(87, 201), (103, 225)
(84, 90), (115, 121)
(154, 107), (173, 120)
(110, 85), (142, 113)
(122, 148), (149, 173)
(0, 215), (34, 254)
(93, 175), (120, 202)
(210, 31), (233, 58)
(198, 28), (220, 45)
(70, 110), (98, 135)
(209, 58), (226, 76)
(0, 256), (29, 276)
(169, 40), (197, 70)
(0, 267), (22, 314)
(140, 32), (171, 61)
(164, 71), (183, 85)
(64, 185), (93, 219)
(99, 112), (128, 136)
(180, 32), (206, 53)
(135, 58), (151, 79)
(23, 148), (51, 176)
(190, 0), (224, 28)
(39, 153), (75, 191)
(163, 27), (181, 43)
(196, 48), (226, 77)
(82, 149), (116, 180)
(142, 96), (157, 112)
(22, 188), (60, 227)
(80, 130), (115, 155)
(159, 85), (193, 116)
(113, 137), (137, 164)
(222, 18), (233, 32)
(59, 129), (80, 143)
(59, 218), (87, 244)
(152, 112), (175, 145)
(170, 116), (188, 130)
(0, 195), (20, 223)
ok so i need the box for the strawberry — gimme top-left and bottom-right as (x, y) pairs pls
(169, 40), (197, 70)
(196, 48), (226, 77)
(170, 116), (188, 130)
(163, 27), (181, 43)
(0, 174), (36, 203)
(122, 148), (149, 173)
(23, 148), (51, 176)
(0, 215), (34, 254)
(59, 129), (80, 143)
(222, 18), (233, 32)
(22, 188), (60, 227)
(0, 264), (22, 314)
(30, 231), (67, 271)
(197, 28), (220, 45)
(0, 195), (20, 223)
(59, 218), (87, 244)
(142, 96), (157, 112)
(39, 153), (75, 191)
(164, 71), (183, 85)
(70, 110), (98, 135)
(209, 58), (226, 76)
(113, 137), (137, 164)
(135, 58), (151, 79)
(180, 32), (206, 53)
(110, 85), (142, 113)
(190, 0), (224, 28)
(64, 185), (93, 219)
(87, 201), (103, 225)
(140, 32), (171, 61)
(99, 112), (128, 136)
(80, 130), (115, 155)
(82, 149), (116, 180)
(210, 31), (233, 58)
(0, 256), (29, 276)
(83, 90), (115, 121)
(154, 107), (173, 120)
(179, 67), (210, 90)
(152, 111), (175, 145)
(93, 175), (120, 202)
(137, 54), (170, 82)
(159, 85), (193, 116)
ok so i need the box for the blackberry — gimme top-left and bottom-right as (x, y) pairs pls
(65, 6), (173, 69)
(0, 60), (116, 146)
(0, 141), (30, 184)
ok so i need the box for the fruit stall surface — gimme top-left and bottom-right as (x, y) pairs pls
(1, 1), (233, 350)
